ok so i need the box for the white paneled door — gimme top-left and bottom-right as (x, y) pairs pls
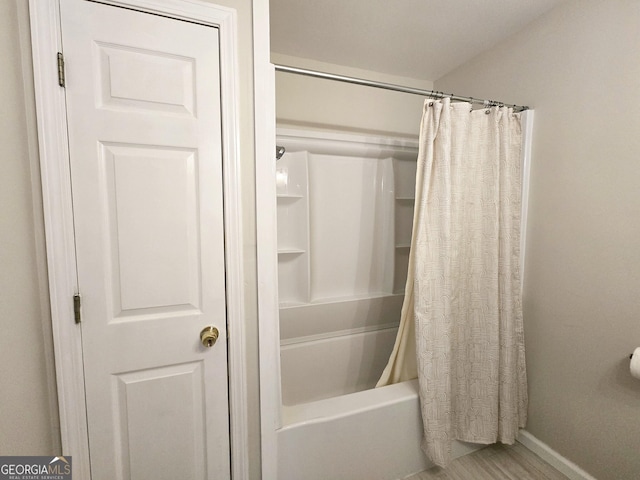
(59, 0), (230, 478)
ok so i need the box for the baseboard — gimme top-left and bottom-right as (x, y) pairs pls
(517, 430), (598, 480)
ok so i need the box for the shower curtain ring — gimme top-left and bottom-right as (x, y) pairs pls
(428, 89), (439, 105)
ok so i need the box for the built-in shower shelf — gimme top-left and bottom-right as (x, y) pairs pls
(278, 248), (306, 255)
(279, 300), (309, 309)
(395, 244), (411, 249)
(277, 194), (304, 199)
(395, 196), (415, 201)
(276, 150), (310, 306)
(306, 291), (403, 306)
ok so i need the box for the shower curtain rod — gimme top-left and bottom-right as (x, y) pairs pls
(275, 64), (529, 112)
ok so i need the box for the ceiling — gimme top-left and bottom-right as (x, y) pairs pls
(270, 0), (565, 81)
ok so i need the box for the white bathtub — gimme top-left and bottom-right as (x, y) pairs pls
(277, 379), (480, 480)
(277, 321), (481, 480)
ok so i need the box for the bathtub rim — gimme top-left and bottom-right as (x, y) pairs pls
(278, 377), (484, 480)
(280, 378), (419, 429)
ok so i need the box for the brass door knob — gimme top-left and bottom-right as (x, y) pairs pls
(200, 326), (219, 348)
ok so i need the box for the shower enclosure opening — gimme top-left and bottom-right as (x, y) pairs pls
(275, 128), (419, 406)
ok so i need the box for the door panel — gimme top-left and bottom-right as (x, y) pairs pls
(96, 43), (197, 115)
(60, 0), (229, 478)
(114, 363), (207, 479)
(104, 144), (200, 314)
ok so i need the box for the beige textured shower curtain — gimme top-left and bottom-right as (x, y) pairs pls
(377, 98), (528, 467)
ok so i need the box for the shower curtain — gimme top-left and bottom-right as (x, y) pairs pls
(377, 98), (528, 467)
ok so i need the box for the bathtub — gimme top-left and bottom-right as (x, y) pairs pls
(277, 320), (480, 480)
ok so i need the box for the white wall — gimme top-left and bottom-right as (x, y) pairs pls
(0, 0), (60, 455)
(2, 1), (263, 477)
(435, 2), (640, 479)
(273, 54), (431, 137)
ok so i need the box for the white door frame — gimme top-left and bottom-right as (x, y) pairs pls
(29, 1), (248, 478)
(250, 1), (281, 479)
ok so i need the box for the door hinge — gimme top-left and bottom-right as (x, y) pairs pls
(57, 52), (65, 88)
(73, 294), (82, 324)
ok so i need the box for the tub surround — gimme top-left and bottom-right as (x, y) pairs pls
(275, 129), (418, 308)
(276, 129), (418, 406)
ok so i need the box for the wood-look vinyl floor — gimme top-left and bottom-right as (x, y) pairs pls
(405, 443), (571, 480)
